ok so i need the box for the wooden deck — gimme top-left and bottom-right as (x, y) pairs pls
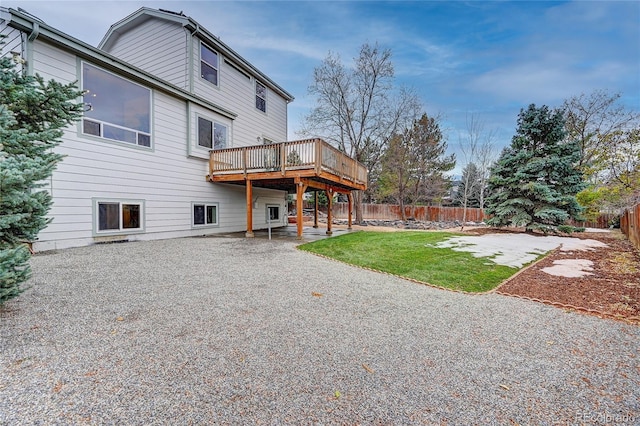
(208, 138), (367, 192)
(208, 138), (368, 239)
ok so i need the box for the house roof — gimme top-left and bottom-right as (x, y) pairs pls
(98, 7), (294, 103)
(1, 7), (237, 120)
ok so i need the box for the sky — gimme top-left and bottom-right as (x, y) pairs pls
(3, 1), (639, 175)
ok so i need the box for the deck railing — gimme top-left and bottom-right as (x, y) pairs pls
(210, 138), (368, 186)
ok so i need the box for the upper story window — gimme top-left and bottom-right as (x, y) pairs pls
(255, 81), (267, 113)
(82, 63), (151, 147)
(198, 117), (227, 150)
(201, 43), (219, 86)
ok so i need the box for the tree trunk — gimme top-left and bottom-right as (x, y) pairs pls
(354, 190), (364, 224)
(399, 198), (406, 220)
(461, 199), (468, 231)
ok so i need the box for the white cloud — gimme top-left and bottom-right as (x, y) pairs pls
(467, 58), (635, 107)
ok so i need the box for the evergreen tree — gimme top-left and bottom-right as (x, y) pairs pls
(0, 44), (83, 304)
(377, 113), (455, 217)
(485, 104), (585, 233)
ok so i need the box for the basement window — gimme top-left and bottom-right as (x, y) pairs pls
(193, 202), (219, 227)
(94, 199), (144, 234)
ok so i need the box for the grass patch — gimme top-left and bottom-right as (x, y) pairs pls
(298, 231), (522, 292)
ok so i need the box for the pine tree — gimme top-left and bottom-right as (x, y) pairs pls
(485, 104), (585, 233)
(0, 44), (83, 304)
(378, 113), (455, 217)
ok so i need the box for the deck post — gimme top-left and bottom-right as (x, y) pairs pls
(347, 192), (353, 230)
(314, 139), (321, 174)
(296, 181), (305, 240)
(245, 179), (254, 238)
(243, 148), (248, 177)
(326, 188), (333, 236)
(313, 191), (319, 228)
(280, 142), (286, 175)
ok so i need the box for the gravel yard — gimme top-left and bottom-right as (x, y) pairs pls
(1, 236), (638, 424)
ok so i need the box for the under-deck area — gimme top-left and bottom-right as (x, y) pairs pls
(208, 138), (368, 238)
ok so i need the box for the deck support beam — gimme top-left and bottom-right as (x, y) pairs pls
(326, 188), (333, 235)
(313, 191), (319, 228)
(347, 192), (353, 230)
(245, 179), (254, 238)
(295, 179), (308, 240)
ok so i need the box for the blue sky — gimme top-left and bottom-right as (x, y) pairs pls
(4, 1), (639, 174)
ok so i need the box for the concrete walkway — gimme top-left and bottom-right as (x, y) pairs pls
(228, 223), (357, 242)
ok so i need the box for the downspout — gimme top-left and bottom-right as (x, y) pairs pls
(186, 23), (198, 160)
(187, 23), (199, 93)
(25, 21), (39, 75)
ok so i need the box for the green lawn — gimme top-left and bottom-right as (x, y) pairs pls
(298, 231), (525, 293)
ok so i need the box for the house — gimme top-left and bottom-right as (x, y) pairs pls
(0, 7), (366, 252)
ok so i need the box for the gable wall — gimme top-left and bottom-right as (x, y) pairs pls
(105, 18), (189, 90)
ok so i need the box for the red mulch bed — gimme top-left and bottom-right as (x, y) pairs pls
(467, 228), (640, 324)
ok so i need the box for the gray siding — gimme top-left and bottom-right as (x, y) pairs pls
(106, 18), (189, 90)
(0, 19), (25, 72)
(29, 40), (287, 252)
(192, 37), (289, 147)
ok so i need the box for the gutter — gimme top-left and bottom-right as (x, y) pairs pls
(188, 22), (199, 93)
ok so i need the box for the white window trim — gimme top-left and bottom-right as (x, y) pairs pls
(81, 62), (153, 149)
(255, 80), (267, 113)
(200, 42), (220, 87)
(192, 202), (220, 228)
(196, 114), (228, 151)
(92, 198), (145, 236)
(266, 204), (280, 223)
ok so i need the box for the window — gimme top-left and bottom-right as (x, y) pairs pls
(201, 43), (219, 85)
(266, 205), (280, 222)
(95, 200), (144, 234)
(82, 63), (151, 147)
(193, 203), (218, 227)
(255, 81), (267, 112)
(198, 117), (227, 149)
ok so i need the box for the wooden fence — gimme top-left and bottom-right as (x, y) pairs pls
(328, 203), (486, 222)
(570, 214), (618, 229)
(313, 202), (618, 229)
(621, 203), (640, 249)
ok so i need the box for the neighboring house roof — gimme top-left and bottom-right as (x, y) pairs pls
(98, 7), (294, 103)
